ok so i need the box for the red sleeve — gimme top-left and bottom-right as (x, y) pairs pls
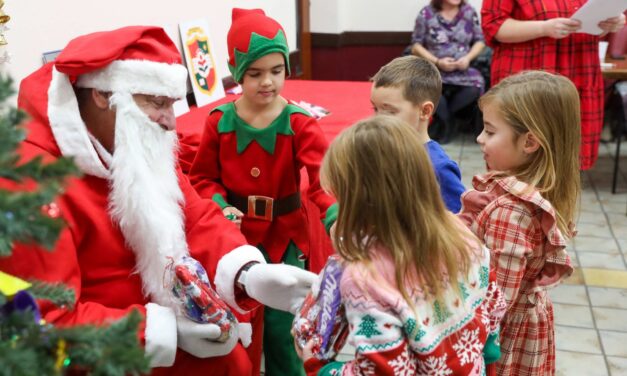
(481, 0), (515, 47)
(0, 222), (148, 341)
(293, 115), (335, 218)
(187, 111), (229, 203)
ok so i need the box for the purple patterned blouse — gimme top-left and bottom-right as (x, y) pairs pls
(411, 3), (485, 90)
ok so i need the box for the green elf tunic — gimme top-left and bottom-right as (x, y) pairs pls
(188, 101), (337, 376)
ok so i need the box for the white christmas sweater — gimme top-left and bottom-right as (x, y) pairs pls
(305, 244), (506, 376)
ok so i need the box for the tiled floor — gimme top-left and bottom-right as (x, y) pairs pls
(333, 132), (627, 375)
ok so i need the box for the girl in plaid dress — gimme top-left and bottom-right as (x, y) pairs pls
(459, 71), (581, 375)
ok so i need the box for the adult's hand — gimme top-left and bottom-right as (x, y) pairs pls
(598, 14), (626, 34)
(177, 316), (239, 358)
(542, 18), (581, 39)
(455, 56), (471, 71)
(223, 206), (244, 229)
(437, 57), (458, 72)
(243, 263), (317, 314)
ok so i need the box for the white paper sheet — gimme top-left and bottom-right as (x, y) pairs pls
(570, 0), (627, 35)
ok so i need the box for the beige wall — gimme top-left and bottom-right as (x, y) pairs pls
(2, 0), (297, 84)
(310, 0), (483, 33)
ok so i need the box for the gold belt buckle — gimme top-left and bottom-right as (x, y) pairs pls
(247, 195), (274, 221)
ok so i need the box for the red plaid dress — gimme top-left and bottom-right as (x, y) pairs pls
(481, 0), (603, 170)
(459, 174), (574, 376)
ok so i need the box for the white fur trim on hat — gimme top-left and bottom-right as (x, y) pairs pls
(47, 67), (110, 179)
(145, 303), (177, 367)
(76, 59), (188, 98)
(215, 245), (266, 313)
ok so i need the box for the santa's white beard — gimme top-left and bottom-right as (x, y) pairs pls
(108, 92), (187, 308)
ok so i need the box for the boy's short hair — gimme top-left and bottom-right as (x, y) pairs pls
(372, 56), (442, 107)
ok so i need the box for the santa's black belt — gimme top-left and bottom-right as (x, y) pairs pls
(226, 190), (301, 222)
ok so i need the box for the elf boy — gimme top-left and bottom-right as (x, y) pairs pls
(188, 8), (337, 376)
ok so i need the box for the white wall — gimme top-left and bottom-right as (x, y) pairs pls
(2, 0), (297, 84)
(310, 0), (483, 33)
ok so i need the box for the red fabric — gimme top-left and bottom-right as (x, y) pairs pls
(177, 80), (373, 272)
(2, 73), (257, 373)
(54, 26), (182, 79)
(481, 0), (604, 170)
(227, 8), (286, 67)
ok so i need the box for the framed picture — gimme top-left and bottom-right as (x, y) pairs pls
(179, 19), (225, 107)
(42, 50), (61, 64)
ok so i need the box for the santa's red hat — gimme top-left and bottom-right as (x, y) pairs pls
(227, 8), (290, 83)
(58, 25), (187, 98)
(35, 26), (187, 178)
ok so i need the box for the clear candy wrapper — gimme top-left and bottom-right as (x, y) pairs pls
(169, 256), (236, 342)
(293, 255), (349, 361)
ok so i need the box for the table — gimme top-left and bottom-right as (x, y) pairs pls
(602, 57), (627, 80)
(176, 80), (374, 272)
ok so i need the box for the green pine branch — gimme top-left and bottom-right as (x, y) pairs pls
(0, 75), (79, 256)
(28, 280), (75, 308)
(0, 74), (150, 374)
(0, 309), (150, 376)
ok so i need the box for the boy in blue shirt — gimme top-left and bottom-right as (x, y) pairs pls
(370, 56), (465, 212)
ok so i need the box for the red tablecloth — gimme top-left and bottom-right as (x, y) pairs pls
(176, 80), (373, 273)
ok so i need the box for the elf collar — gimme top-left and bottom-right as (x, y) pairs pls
(215, 102), (309, 154)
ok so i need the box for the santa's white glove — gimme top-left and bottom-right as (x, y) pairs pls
(243, 263), (317, 314)
(176, 316), (238, 358)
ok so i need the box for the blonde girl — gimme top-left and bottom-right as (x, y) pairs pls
(300, 115), (505, 376)
(459, 70), (580, 375)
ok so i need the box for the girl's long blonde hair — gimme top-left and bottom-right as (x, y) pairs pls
(479, 71), (581, 236)
(321, 115), (477, 303)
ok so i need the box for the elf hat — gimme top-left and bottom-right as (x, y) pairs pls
(40, 26), (188, 179)
(227, 8), (290, 83)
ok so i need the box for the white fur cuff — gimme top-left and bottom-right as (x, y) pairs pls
(215, 245), (266, 313)
(145, 303), (177, 368)
(75, 59), (188, 98)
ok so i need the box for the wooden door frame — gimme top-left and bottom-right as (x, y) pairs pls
(296, 0), (312, 79)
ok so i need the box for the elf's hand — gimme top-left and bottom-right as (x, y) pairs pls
(223, 207), (244, 229)
(243, 263), (317, 314)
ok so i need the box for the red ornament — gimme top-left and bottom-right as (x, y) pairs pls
(42, 202), (60, 218)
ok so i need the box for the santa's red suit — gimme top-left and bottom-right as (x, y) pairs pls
(0, 26), (270, 375)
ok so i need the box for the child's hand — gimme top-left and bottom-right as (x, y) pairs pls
(223, 207), (244, 229)
(293, 337), (317, 362)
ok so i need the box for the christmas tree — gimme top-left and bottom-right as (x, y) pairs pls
(0, 75), (150, 375)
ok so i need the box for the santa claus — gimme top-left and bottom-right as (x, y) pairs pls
(0, 26), (315, 375)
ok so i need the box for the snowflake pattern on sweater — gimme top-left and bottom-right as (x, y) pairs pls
(306, 242), (507, 376)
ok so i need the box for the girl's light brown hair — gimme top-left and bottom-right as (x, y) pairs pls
(321, 115), (476, 302)
(478, 71), (581, 236)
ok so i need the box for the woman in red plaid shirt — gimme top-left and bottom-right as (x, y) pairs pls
(481, 0), (625, 170)
(459, 71), (580, 375)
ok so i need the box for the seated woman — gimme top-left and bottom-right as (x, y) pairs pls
(408, 0), (485, 143)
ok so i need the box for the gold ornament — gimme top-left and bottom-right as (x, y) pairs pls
(0, 1), (9, 24)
